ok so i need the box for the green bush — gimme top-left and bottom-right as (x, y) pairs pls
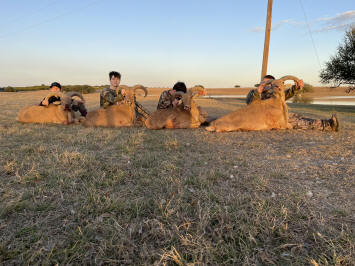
(4, 86), (15, 92)
(302, 82), (314, 93)
(4, 85), (47, 92)
(3, 85), (100, 93)
(62, 85), (98, 94)
(292, 82), (314, 103)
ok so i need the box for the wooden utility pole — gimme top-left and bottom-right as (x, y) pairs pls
(261, 0), (273, 80)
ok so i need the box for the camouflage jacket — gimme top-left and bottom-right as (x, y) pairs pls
(157, 90), (183, 110)
(100, 87), (124, 108)
(246, 84), (300, 105)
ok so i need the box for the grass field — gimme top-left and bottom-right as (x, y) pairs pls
(0, 90), (354, 265)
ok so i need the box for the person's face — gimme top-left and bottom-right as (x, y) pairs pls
(110, 76), (121, 87)
(169, 89), (176, 95)
(50, 86), (61, 92)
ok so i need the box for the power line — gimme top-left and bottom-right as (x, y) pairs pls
(0, 0), (62, 28)
(0, 0), (104, 40)
(298, 0), (322, 70)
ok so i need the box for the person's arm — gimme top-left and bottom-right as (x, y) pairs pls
(157, 91), (173, 109)
(246, 89), (261, 104)
(284, 79), (304, 101)
(116, 88), (125, 102)
(39, 97), (48, 106)
(39, 96), (60, 106)
(246, 81), (268, 104)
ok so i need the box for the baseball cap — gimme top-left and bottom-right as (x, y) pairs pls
(50, 82), (62, 89)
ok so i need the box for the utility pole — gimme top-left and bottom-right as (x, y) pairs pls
(261, 0), (273, 80)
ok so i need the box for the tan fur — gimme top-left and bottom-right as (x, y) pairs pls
(17, 91), (85, 124)
(83, 85), (147, 127)
(206, 76), (299, 132)
(17, 104), (71, 124)
(145, 86), (208, 129)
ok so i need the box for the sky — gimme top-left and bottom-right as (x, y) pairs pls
(0, 0), (354, 88)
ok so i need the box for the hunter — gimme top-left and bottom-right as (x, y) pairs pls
(246, 75), (339, 131)
(100, 71), (149, 122)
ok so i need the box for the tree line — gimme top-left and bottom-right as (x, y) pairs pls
(0, 85), (107, 93)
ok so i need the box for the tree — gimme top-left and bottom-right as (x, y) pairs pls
(320, 27), (355, 92)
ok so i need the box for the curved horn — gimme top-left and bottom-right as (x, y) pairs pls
(65, 91), (84, 100)
(133, 85), (148, 97)
(271, 76), (300, 90)
(190, 85), (206, 97)
(116, 85), (129, 96)
(279, 75), (300, 83)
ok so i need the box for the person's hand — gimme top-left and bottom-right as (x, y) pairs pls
(172, 98), (178, 107)
(297, 79), (304, 89)
(257, 82), (266, 94)
(42, 99), (49, 106)
(121, 89), (126, 96)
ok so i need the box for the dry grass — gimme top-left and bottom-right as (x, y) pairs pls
(0, 91), (354, 265)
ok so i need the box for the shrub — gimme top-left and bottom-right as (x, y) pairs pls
(3, 85), (99, 93)
(302, 82), (314, 93)
(62, 85), (97, 94)
(292, 83), (314, 103)
(4, 86), (15, 92)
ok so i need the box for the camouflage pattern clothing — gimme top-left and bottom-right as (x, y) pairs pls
(157, 90), (183, 109)
(157, 90), (174, 109)
(288, 113), (338, 131)
(246, 84), (301, 104)
(246, 85), (339, 131)
(100, 87), (125, 108)
(99, 87), (149, 124)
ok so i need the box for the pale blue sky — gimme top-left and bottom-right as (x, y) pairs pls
(0, 0), (354, 87)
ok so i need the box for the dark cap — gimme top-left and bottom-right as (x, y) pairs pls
(50, 82), (62, 90)
(173, 82), (187, 93)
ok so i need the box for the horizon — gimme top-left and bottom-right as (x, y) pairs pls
(0, 0), (354, 88)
